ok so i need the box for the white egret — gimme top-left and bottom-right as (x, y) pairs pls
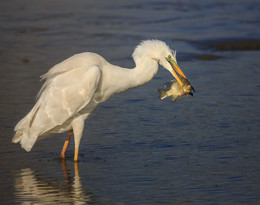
(12, 40), (189, 161)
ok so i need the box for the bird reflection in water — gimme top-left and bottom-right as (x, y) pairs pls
(14, 161), (93, 204)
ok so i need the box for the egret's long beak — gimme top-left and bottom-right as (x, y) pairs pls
(166, 56), (187, 86)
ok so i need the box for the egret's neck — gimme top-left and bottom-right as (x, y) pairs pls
(130, 58), (159, 88)
(100, 58), (159, 101)
(97, 58), (159, 102)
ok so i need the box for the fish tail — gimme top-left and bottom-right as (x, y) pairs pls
(158, 89), (167, 99)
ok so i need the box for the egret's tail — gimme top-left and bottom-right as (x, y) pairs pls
(12, 134), (35, 152)
(12, 128), (23, 143)
(13, 118), (36, 152)
(12, 106), (40, 152)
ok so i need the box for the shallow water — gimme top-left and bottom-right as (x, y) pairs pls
(0, 0), (260, 204)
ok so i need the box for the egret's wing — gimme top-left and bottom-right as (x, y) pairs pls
(40, 53), (96, 81)
(32, 65), (102, 135)
(38, 52), (101, 99)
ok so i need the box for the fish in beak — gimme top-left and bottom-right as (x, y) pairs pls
(166, 55), (196, 95)
(158, 77), (196, 103)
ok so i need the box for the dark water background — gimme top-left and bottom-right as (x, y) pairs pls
(0, 0), (259, 204)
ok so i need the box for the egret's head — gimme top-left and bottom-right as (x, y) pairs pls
(133, 40), (188, 87)
(158, 46), (188, 87)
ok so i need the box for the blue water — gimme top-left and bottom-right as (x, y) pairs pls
(0, 0), (259, 204)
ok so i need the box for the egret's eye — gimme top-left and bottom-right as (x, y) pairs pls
(166, 55), (172, 62)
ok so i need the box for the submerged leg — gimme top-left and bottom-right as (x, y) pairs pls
(60, 129), (73, 159)
(72, 118), (84, 162)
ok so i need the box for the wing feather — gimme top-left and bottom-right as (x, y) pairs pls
(37, 52), (101, 99)
(32, 65), (101, 136)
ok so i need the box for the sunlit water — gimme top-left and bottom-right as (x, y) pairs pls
(0, 0), (259, 204)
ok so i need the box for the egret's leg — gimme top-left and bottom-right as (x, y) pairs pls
(72, 118), (84, 162)
(74, 161), (79, 176)
(74, 147), (79, 162)
(60, 129), (73, 159)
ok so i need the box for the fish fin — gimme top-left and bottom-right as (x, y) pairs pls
(158, 89), (167, 99)
(192, 86), (196, 93)
(163, 81), (174, 90)
(171, 95), (181, 103)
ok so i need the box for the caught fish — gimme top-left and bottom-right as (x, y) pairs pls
(158, 76), (195, 103)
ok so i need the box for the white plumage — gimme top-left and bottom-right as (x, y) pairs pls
(13, 39), (187, 161)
